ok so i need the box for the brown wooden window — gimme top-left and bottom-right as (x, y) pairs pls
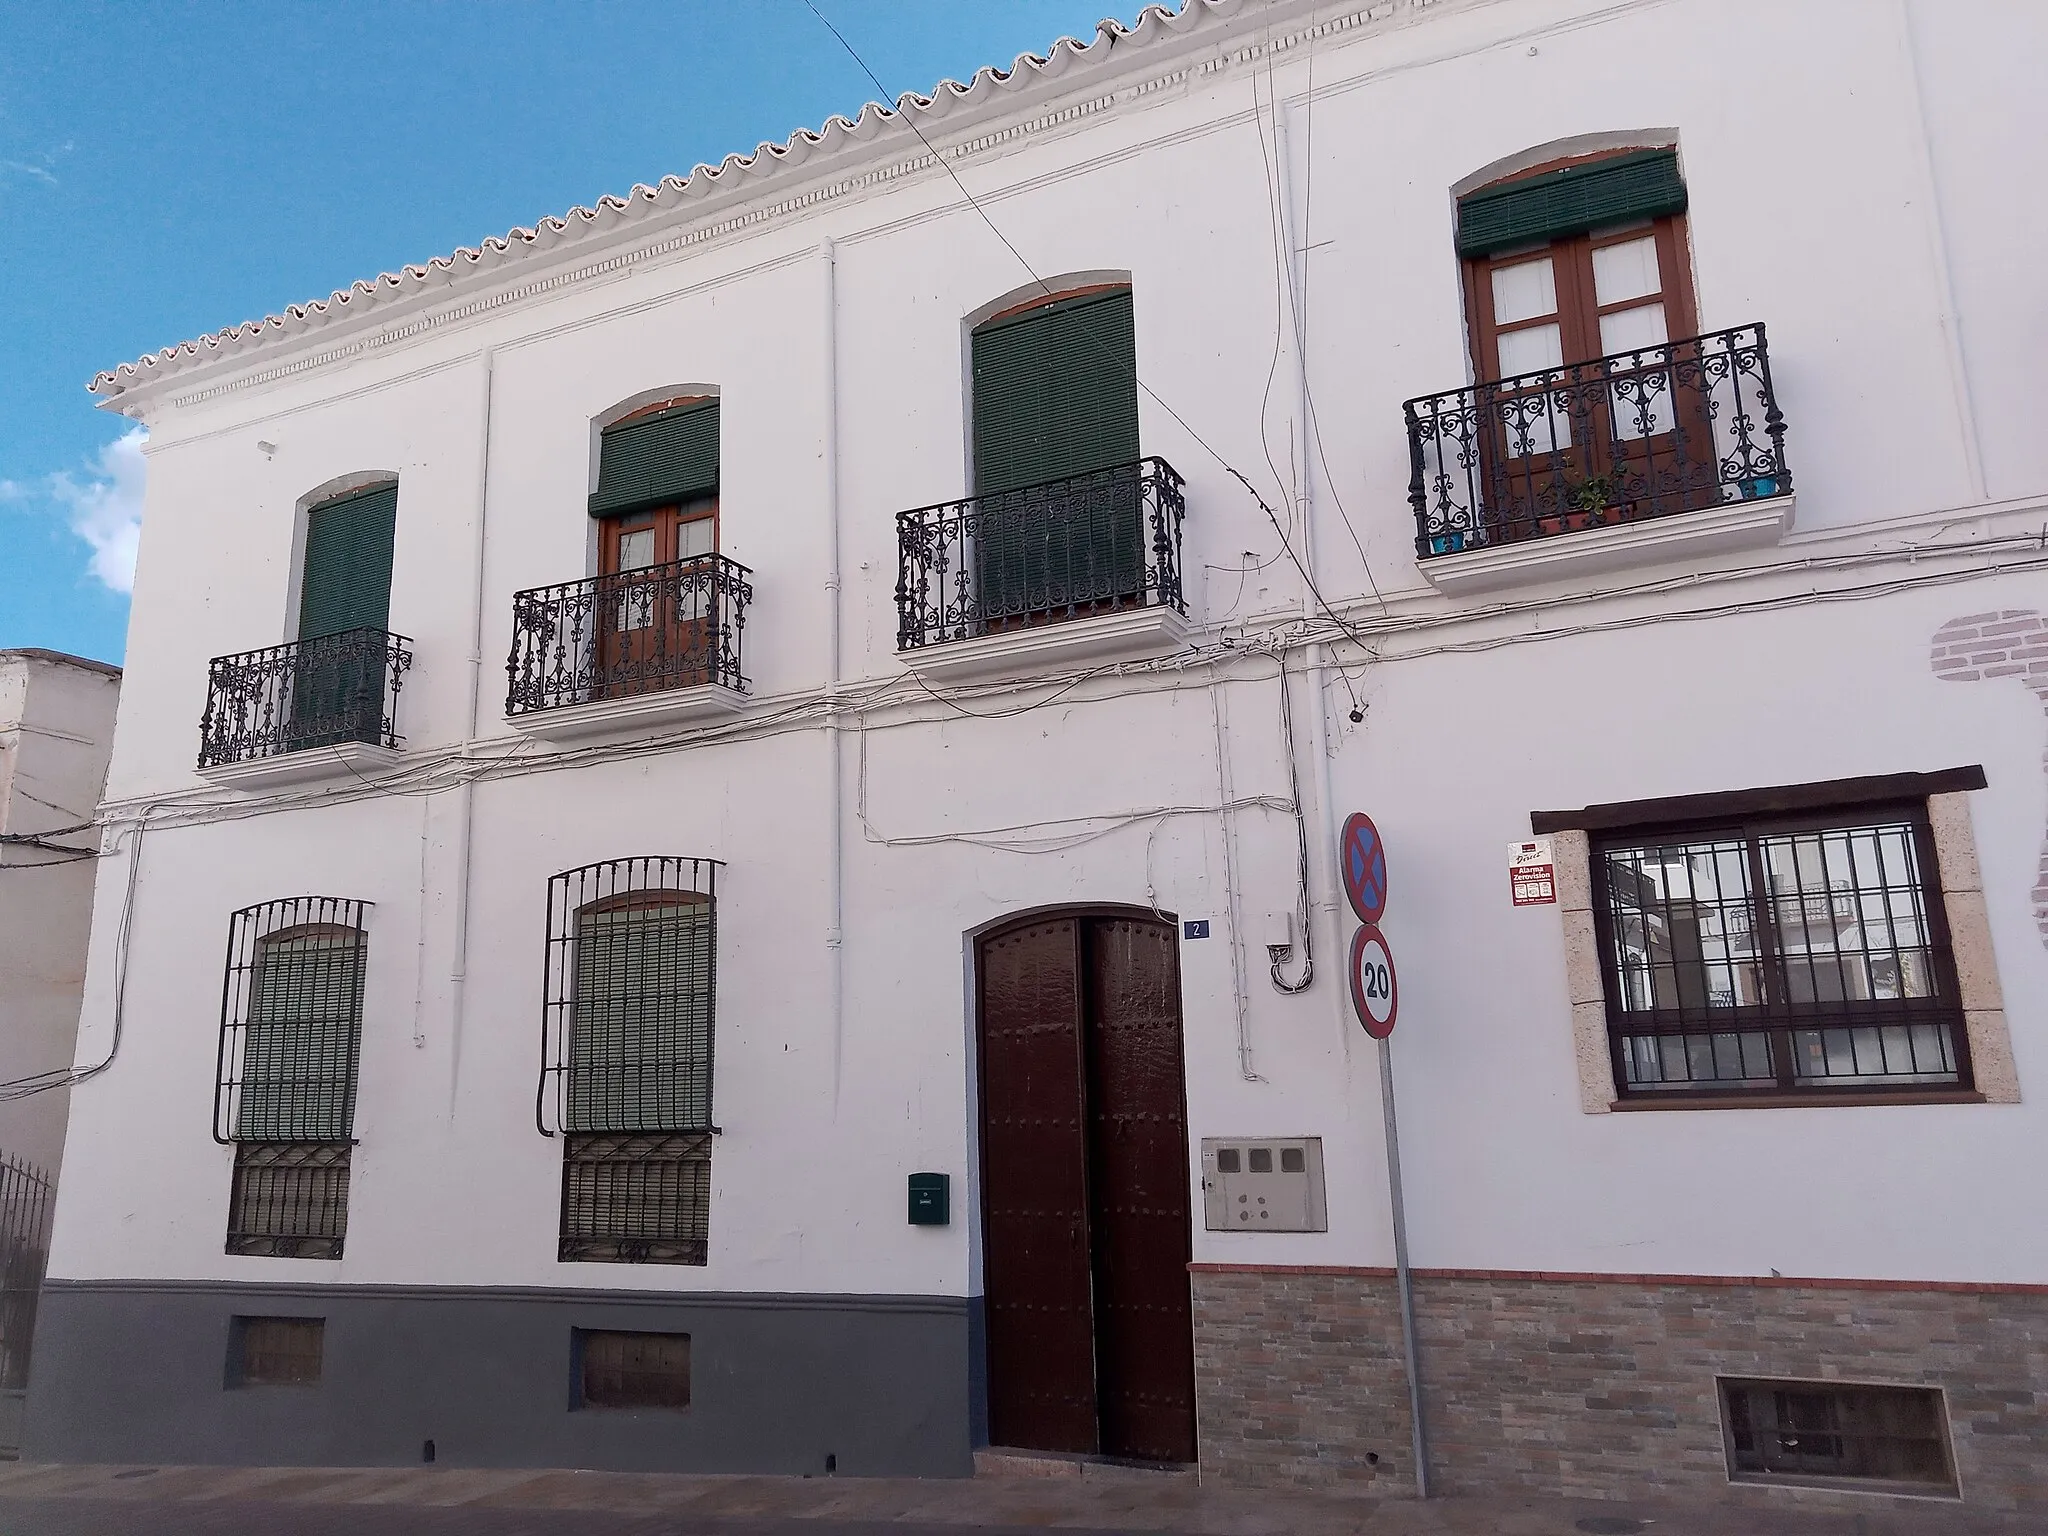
(591, 397), (721, 695)
(1590, 804), (1970, 1102)
(1463, 205), (1699, 388)
(230, 1316), (324, 1387)
(1721, 1380), (1956, 1493)
(1433, 148), (1769, 541)
(576, 1329), (691, 1410)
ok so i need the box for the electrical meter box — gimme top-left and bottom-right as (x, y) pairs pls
(1200, 1138), (1327, 1232)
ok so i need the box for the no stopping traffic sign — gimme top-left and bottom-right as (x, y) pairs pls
(1349, 923), (1399, 1039)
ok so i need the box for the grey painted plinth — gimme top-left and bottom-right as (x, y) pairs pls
(24, 1280), (975, 1477)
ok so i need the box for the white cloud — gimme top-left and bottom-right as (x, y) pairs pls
(45, 430), (147, 594)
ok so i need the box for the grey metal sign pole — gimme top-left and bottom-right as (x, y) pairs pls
(1377, 1033), (1429, 1497)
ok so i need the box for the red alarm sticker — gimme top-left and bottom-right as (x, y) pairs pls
(1349, 923), (1399, 1040)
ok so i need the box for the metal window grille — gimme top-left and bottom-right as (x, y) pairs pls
(216, 898), (371, 1142)
(226, 1142), (352, 1259)
(1721, 1380), (1955, 1490)
(0, 1153), (53, 1391)
(1593, 807), (1969, 1099)
(538, 859), (719, 1136)
(576, 1329), (692, 1409)
(560, 1133), (712, 1265)
(231, 1316), (325, 1387)
(216, 898), (369, 1259)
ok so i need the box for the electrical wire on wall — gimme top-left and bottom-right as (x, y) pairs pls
(0, 812), (149, 1102)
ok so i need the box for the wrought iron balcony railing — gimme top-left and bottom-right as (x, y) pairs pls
(1405, 323), (1790, 559)
(895, 457), (1187, 651)
(198, 628), (413, 769)
(506, 553), (753, 716)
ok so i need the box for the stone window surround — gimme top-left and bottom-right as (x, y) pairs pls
(1538, 768), (2019, 1112)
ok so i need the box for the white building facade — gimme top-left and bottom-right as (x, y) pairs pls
(29, 0), (2048, 1513)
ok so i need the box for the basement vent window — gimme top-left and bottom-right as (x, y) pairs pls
(576, 1329), (691, 1411)
(1720, 1379), (1957, 1494)
(230, 1316), (324, 1387)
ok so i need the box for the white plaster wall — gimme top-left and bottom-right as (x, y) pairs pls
(0, 654), (120, 1181)
(51, 0), (2048, 1293)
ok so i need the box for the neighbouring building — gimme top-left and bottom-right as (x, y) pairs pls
(0, 648), (121, 1440)
(26, 0), (2048, 1515)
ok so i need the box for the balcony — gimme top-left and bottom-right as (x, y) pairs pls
(895, 457), (1190, 681)
(197, 628), (413, 786)
(1404, 323), (1793, 594)
(505, 553), (753, 740)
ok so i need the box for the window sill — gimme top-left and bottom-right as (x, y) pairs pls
(196, 740), (403, 789)
(1727, 1472), (1960, 1502)
(506, 683), (748, 741)
(899, 603), (1192, 683)
(1611, 1089), (1984, 1112)
(1418, 491), (1795, 595)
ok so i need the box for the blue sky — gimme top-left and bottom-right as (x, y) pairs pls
(0, 0), (1146, 664)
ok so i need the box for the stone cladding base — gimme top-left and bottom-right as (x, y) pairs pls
(1190, 1265), (2048, 1513)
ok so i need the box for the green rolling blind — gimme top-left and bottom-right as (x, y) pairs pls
(298, 483), (397, 640)
(590, 400), (720, 518)
(971, 290), (1144, 615)
(971, 289), (1139, 496)
(567, 901), (715, 1131)
(236, 929), (366, 1141)
(1457, 149), (1687, 258)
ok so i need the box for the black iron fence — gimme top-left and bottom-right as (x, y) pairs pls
(198, 628), (413, 768)
(895, 457), (1186, 651)
(1405, 323), (1789, 558)
(0, 1154), (53, 1391)
(507, 554), (753, 716)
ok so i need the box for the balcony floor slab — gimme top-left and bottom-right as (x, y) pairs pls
(195, 740), (404, 789)
(1417, 492), (1795, 596)
(899, 604), (1193, 683)
(506, 684), (749, 741)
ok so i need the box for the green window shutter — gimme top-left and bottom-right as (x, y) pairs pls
(236, 929), (366, 1141)
(970, 290), (1145, 617)
(1457, 149), (1687, 258)
(298, 483), (397, 640)
(590, 401), (720, 518)
(567, 901), (715, 1131)
(971, 289), (1139, 496)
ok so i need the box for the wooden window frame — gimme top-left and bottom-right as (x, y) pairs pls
(1461, 150), (1701, 385)
(1585, 801), (1973, 1105)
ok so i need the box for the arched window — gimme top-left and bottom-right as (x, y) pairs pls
(215, 897), (371, 1259)
(298, 479), (398, 642)
(540, 857), (720, 1265)
(590, 397), (722, 694)
(966, 285), (1149, 625)
(970, 286), (1137, 496)
(1457, 147), (1696, 386)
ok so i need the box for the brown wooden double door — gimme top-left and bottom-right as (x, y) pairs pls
(976, 911), (1196, 1464)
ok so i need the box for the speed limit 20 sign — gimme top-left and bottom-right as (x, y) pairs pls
(1349, 923), (1399, 1039)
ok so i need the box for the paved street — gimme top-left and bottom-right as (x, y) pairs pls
(0, 1463), (2036, 1536)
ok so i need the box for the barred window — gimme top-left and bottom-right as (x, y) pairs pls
(541, 859), (718, 1265)
(1594, 807), (1969, 1100)
(217, 898), (369, 1258)
(1721, 1379), (1956, 1492)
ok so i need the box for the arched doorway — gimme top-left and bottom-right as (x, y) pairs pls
(975, 909), (1197, 1464)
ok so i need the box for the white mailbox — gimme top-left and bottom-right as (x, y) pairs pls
(1200, 1137), (1327, 1232)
